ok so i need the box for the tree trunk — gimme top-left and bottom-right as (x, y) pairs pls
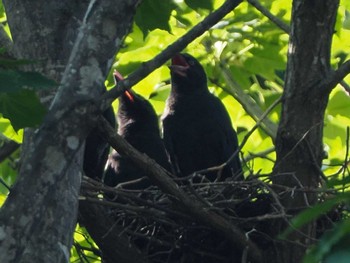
(0, 1), (139, 262)
(272, 1), (339, 262)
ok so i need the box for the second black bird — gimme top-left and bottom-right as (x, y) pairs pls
(104, 86), (170, 190)
(162, 53), (242, 182)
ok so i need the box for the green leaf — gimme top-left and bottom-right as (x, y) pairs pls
(303, 220), (350, 263)
(280, 193), (350, 239)
(327, 88), (350, 117)
(0, 70), (56, 93)
(185, 0), (213, 11)
(135, 0), (176, 38)
(0, 117), (23, 143)
(0, 58), (35, 69)
(0, 90), (47, 131)
(343, 10), (350, 30)
(0, 149), (19, 195)
(0, 1), (5, 21)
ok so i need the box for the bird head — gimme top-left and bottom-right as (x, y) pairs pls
(113, 70), (134, 102)
(118, 88), (158, 127)
(169, 53), (208, 93)
(113, 70), (158, 129)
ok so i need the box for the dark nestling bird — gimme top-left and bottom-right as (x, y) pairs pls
(162, 53), (242, 182)
(103, 72), (170, 189)
(83, 100), (116, 181)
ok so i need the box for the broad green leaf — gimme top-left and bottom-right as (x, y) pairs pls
(327, 175), (350, 189)
(0, 194), (7, 207)
(0, 153), (18, 195)
(135, 0), (177, 38)
(0, 117), (23, 143)
(343, 10), (350, 30)
(327, 88), (350, 118)
(244, 44), (286, 79)
(0, 90), (47, 131)
(281, 193), (350, 239)
(0, 70), (56, 93)
(0, 58), (35, 69)
(0, 1), (5, 23)
(303, 220), (350, 263)
(340, 0), (350, 9)
(71, 225), (100, 262)
(185, 0), (213, 11)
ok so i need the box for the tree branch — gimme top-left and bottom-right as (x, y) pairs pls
(97, 116), (263, 263)
(247, 0), (290, 33)
(340, 80), (350, 94)
(100, 0), (243, 109)
(0, 140), (20, 163)
(323, 60), (350, 92)
(217, 61), (278, 139)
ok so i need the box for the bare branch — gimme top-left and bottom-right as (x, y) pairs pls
(218, 62), (278, 139)
(324, 60), (350, 92)
(244, 147), (276, 163)
(340, 80), (350, 94)
(100, 0), (243, 109)
(247, 0), (290, 33)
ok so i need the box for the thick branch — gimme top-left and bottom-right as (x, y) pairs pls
(0, 1), (138, 262)
(97, 117), (263, 263)
(101, 0), (243, 109)
(323, 60), (350, 92)
(272, 1), (339, 262)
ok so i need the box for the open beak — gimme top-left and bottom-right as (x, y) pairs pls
(168, 64), (189, 77)
(113, 70), (124, 82)
(114, 70), (134, 102)
(169, 54), (189, 77)
(124, 90), (134, 102)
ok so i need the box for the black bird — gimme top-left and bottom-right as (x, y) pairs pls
(162, 53), (242, 182)
(84, 102), (116, 181)
(103, 74), (170, 189)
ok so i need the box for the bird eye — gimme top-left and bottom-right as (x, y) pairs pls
(188, 60), (195, 66)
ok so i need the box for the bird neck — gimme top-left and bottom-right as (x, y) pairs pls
(171, 82), (209, 96)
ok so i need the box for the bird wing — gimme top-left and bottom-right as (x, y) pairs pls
(162, 94), (241, 180)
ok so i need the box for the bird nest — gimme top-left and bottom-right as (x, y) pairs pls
(79, 175), (283, 262)
(78, 172), (345, 263)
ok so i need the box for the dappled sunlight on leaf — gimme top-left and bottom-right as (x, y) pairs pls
(0, 117), (23, 143)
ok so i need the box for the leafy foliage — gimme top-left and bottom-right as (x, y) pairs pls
(184, 0), (214, 11)
(304, 219), (350, 263)
(0, 70), (56, 93)
(280, 193), (350, 239)
(71, 226), (100, 263)
(0, 90), (47, 131)
(0, 60), (56, 131)
(134, 0), (177, 38)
